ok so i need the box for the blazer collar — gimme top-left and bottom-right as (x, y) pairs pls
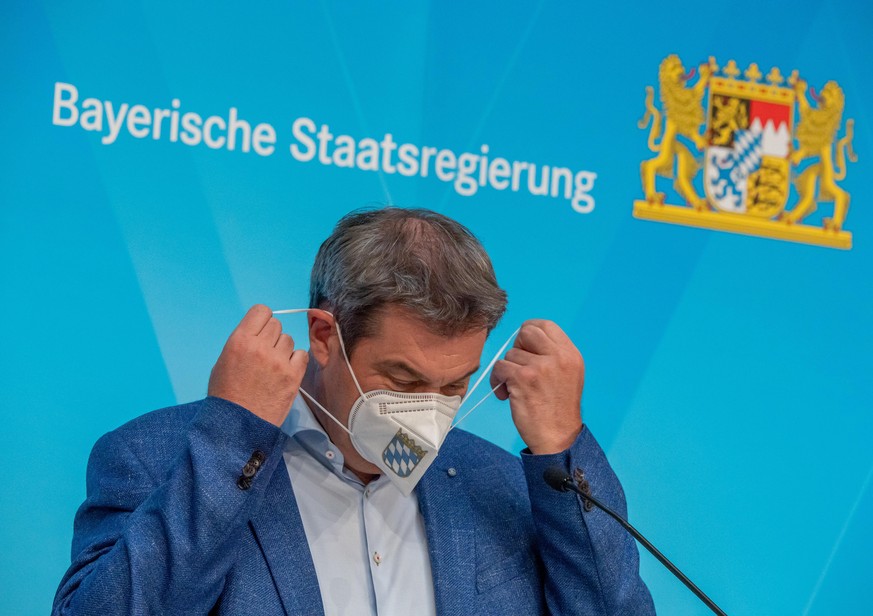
(417, 443), (477, 616)
(250, 462), (324, 615)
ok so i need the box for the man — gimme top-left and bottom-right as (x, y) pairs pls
(54, 207), (655, 615)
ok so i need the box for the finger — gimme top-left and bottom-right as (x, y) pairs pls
(260, 318), (282, 345)
(515, 323), (553, 355)
(235, 304), (273, 336)
(487, 373), (510, 401)
(490, 359), (508, 387)
(504, 347), (539, 366)
(289, 349), (309, 381)
(490, 359), (518, 400)
(276, 333), (295, 355)
(494, 383), (509, 400)
(523, 319), (570, 346)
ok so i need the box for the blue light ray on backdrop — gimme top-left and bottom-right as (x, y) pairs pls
(2, 1), (872, 614)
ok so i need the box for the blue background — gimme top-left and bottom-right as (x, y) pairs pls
(2, 1), (872, 614)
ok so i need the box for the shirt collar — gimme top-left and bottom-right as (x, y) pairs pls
(282, 393), (329, 439)
(283, 392), (384, 489)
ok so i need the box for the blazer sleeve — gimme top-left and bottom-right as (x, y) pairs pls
(520, 426), (656, 616)
(52, 397), (287, 615)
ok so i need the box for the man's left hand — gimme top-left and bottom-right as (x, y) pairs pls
(490, 320), (585, 455)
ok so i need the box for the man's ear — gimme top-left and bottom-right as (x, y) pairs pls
(307, 310), (335, 367)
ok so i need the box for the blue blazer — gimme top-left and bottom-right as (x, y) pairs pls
(54, 397), (655, 615)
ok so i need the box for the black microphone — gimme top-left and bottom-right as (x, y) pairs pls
(543, 466), (727, 616)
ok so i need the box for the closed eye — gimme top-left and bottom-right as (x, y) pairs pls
(444, 381), (468, 395)
(390, 377), (422, 390)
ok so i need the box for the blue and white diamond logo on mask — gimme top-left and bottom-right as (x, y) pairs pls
(382, 429), (428, 478)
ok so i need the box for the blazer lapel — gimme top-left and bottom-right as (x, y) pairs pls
(417, 453), (477, 616)
(250, 463), (324, 615)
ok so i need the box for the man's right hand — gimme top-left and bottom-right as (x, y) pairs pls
(207, 304), (309, 427)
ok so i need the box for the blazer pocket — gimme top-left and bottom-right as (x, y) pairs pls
(475, 549), (537, 594)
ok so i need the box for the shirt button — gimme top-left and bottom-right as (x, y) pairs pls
(373, 552), (382, 566)
(325, 450), (335, 460)
(447, 467), (457, 477)
(364, 488), (371, 498)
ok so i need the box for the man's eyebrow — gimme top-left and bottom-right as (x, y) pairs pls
(375, 361), (427, 381)
(455, 365), (481, 382)
(375, 360), (481, 383)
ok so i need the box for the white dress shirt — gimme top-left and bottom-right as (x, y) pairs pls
(281, 395), (437, 616)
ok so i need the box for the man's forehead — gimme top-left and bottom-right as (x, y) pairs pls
(353, 305), (488, 377)
(367, 304), (488, 340)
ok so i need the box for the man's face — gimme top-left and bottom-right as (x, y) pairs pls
(310, 304), (488, 479)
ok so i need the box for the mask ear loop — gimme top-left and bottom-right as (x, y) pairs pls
(297, 388), (354, 436)
(272, 308), (357, 436)
(460, 328), (519, 405)
(448, 327), (520, 433)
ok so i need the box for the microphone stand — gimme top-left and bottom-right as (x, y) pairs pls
(544, 466), (727, 616)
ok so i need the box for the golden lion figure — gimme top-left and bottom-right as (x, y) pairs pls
(639, 55), (712, 210)
(710, 95), (749, 147)
(783, 79), (857, 230)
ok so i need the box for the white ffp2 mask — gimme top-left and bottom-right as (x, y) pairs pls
(273, 308), (516, 495)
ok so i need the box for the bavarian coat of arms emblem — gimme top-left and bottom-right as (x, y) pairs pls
(634, 55), (857, 249)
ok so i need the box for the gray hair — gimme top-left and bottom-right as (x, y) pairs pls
(310, 207), (507, 353)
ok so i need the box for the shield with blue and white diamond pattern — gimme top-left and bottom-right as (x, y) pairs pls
(704, 83), (792, 217)
(382, 429), (427, 478)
